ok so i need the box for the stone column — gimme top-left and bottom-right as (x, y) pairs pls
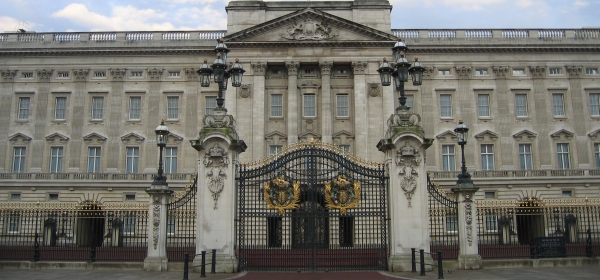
(0, 70), (17, 172)
(30, 69), (53, 173)
(377, 110), (434, 272)
(144, 186), (173, 271)
(190, 111), (246, 273)
(352, 61), (368, 159)
(285, 61), (299, 144)
(106, 68), (126, 173)
(251, 62), (267, 160)
(451, 187), (482, 270)
(68, 69), (89, 173)
(319, 61), (333, 143)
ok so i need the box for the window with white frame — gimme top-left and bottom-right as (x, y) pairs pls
(269, 145), (283, 155)
(50, 147), (63, 173)
(125, 194), (136, 201)
(475, 69), (488, 75)
(405, 95), (414, 113)
(168, 71), (180, 77)
(13, 147), (26, 173)
(167, 96), (179, 120)
(205, 96), (216, 115)
(339, 145), (350, 153)
(94, 71), (106, 78)
(8, 215), (20, 234)
(484, 191), (496, 199)
(552, 93), (565, 116)
(485, 215), (498, 231)
(557, 143), (570, 169)
(91, 97), (104, 120)
(11, 193), (21, 200)
(442, 145), (455, 171)
(519, 144), (533, 170)
(18, 97), (30, 120)
(586, 68), (598, 75)
(129, 96), (141, 120)
(48, 193), (59, 201)
(165, 147), (178, 173)
(88, 147), (101, 173)
(57, 72), (70, 78)
(126, 147), (139, 173)
(512, 69), (525, 75)
(595, 143), (600, 168)
(130, 71), (143, 77)
(303, 94), (316, 117)
(590, 93), (600, 116)
(22, 72), (33, 79)
(271, 94), (283, 117)
(515, 94), (528, 117)
(167, 215), (175, 235)
(549, 68), (562, 75)
(562, 190), (572, 197)
(446, 216), (457, 233)
(478, 94), (490, 117)
(481, 144), (494, 170)
(440, 94), (452, 117)
(336, 94), (349, 117)
(123, 216), (136, 235)
(438, 70), (451, 76)
(55, 97), (67, 120)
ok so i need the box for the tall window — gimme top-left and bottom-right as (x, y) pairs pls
(406, 95), (414, 113)
(442, 145), (455, 171)
(123, 216), (136, 235)
(271, 94), (283, 117)
(515, 94), (528, 117)
(8, 215), (20, 234)
(18, 97), (30, 120)
(519, 144), (532, 170)
(129, 96), (141, 120)
(440, 94), (452, 117)
(126, 147), (139, 173)
(595, 143), (600, 168)
(339, 216), (354, 247)
(590, 93), (600, 116)
(88, 147), (101, 173)
(446, 216), (457, 233)
(485, 215), (498, 231)
(481, 144), (494, 170)
(269, 145), (283, 155)
(303, 94), (316, 117)
(167, 216), (175, 235)
(339, 145), (350, 153)
(552, 93), (565, 116)
(557, 143), (570, 169)
(13, 147), (26, 173)
(50, 147), (63, 173)
(478, 94), (490, 117)
(167, 96), (179, 119)
(205, 96), (217, 115)
(165, 147), (178, 173)
(55, 97), (67, 120)
(336, 94), (349, 117)
(91, 97), (104, 120)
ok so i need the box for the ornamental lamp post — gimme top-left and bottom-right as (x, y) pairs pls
(197, 38), (246, 112)
(378, 37), (425, 112)
(152, 119), (170, 189)
(454, 119), (474, 189)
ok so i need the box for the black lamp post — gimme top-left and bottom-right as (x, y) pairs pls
(454, 119), (474, 189)
(197, 38), (246, 112)
(377, 37), (425, 112)
(152, 119), (170, 188)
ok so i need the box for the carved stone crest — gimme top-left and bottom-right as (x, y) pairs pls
(1, 70), (17, 82)
(207, 167), (227, 209)
(493, 66), (509, 78)
(455, 66), (472, 78)
(465, 202), (473, 246)
(203, 143), (229, 167)
(148, 68), (163, 80)
(566, 65), (583, 77)
(395, 141), (421, 206)
(264, 174), (300, 215)
(368, 83), (380, 97)
(110, 69), (125, 81)
(152, 196), (160, 250)
(72, 69), (89, 81)
(239, 84), (252, 98)
(37, 69), (52, 81)
(325, 174), (360, 215)
(529, 66), (546, 78)
(281, 18), (338, 41)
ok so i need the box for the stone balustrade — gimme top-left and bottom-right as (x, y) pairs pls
(430, 169), (599, 179)
(0, 31), (227, 43)
(392, 28), (599, 39)
(0, 172), (193, 181)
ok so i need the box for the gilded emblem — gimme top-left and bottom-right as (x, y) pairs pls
(264, 175), (300, 215)
(325, 175), (360, 215)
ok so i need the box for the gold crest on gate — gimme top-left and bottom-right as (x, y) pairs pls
(264, 175), (300, 215)
(325, 174), (360, 215)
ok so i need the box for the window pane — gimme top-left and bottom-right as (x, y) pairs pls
(206, 97), (217, 115)
(519, 144), (532, 170)
(590, 93), (600, 116)
(87, 147), (101, 173)
(553, 94), (565, 116)
(129, 97), (141, 119)
(440, 95), (452, 117)
(478, 94), (490, 117)
(92, 97), (104, 119)
(13, 147), (26, 173)
(55, 97), (67, 119)
(126, 147), (139, 173)
(515, 94), (528, 117)
(304, 94), (316, 117)
(557, 143), (570, 169)
(269, 145), (282, 155)
(481, 144), (494, 170)
(337, 94), (349, 117)
(595, 143), (600, 168)
(50, 147), (63, 173)
(18, 97), (30, 119)
(442, 145), (455, 171)
(165, 147), (178, 173)
(167, 96), (179, 119)
(271, 94), (282, 117)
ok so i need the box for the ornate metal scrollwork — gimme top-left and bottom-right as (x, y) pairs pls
(264, 175), (300, 215)
(325, 174), (360, 215)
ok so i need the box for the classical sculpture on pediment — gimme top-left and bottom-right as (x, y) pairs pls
(281, 18), (338, 41)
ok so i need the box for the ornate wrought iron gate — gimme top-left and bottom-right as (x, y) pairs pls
(166, 174), (197, 261)
(236, 141), (389, 271)
(427, 174), (459, 260)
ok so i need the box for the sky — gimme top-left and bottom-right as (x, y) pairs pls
(1, 0), (599, 33)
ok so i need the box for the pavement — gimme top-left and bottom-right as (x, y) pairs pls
(1, 266), (600, 280)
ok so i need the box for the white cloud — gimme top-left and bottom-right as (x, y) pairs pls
(174, 6), (227, 30)
(0, 16), (38, 32)
(574, 0), (589, 7)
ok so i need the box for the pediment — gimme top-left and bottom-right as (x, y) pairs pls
(45, 132), (69, 143)
(513, 130), (537, 141)
(332, 130), (355, 139)
(588, 128), (600, 140)
(265, 131), (287, 140)
(474, 130), (499, 141)
(435, 130), (457, 142)
(167, 132), (184, 144)
(120, 132), (145, 143)
(224, 8), (396, 45)
(8, 133), (32, 143)
(82, 132), (107, 143)
(550, 129), (574, 140)
(299, 131), (322, 142)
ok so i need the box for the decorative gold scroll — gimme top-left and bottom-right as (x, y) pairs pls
(264, 176), (300, 215)
(325, 175), (360, 215)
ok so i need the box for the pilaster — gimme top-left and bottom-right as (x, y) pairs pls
(0, 70), (16, 172)
(107, 68), (126, 172)
(451, 187), (482, 270)
(144, 188), (173, 271)
(352, 61), (368, 159)
(68, 69), (88, 173)
(251, 62), (267, 160)
(31, 69), (53, 172)
(319, 61), (333, 143)
(286, 61), (299, 144)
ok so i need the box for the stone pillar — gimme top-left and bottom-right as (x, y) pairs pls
(377, 109), (434, 272)
(144, 187), (173, 271)
(352, 61), (368, 159)
(286, 61), (299, 144)
(319, 61), (333, 143)
(452, 187), (482, 270)
(251, 62), (267, 160)
(0, 70), (17, 172)
(30, 69), (53, 173)
(190, 110), (246, 273)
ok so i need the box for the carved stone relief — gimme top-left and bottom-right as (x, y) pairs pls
(465, 202), (473, 246)
(184, 68), (199, 81)
(148, 68), (164, 80)
(1, 70), (17, 82)
(152, 196), (160, 250)
(319, 61), (333, 76)
(395, 141), (421, 207)
(37, 69), (52, 81)
(423, 67), (435, 78)
(455, 66), (472, 78)
(285, 61), (300, 76)
(203, 143), (229, 209)
(529, 66), (546, 78)
(493, 66), (509, 78)
(368, 83), (380, 97)
(566, 65), (583, 78)
(110, 69), (126, 81)
(72, 69), (89, 81)
(298, 80), (321, 88)
(351, 61), (367, 75)
(251, 62), (267, 76)
(281, 18), (338, 41)
(239, 84), (252, 98)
